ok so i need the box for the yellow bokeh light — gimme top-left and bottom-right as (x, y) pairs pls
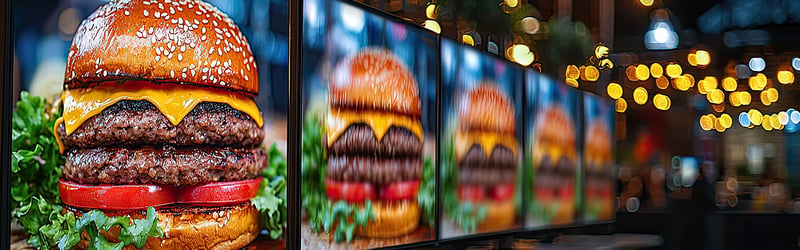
(607, 82), (623, 99)
(729, 92), (741, 107)
(763, 119), (773, 131)
(698, 80), (708, 94)
(760, 90), (772, 106)
(585, 66), (600, 81)
(704, 76), (718, 90)
(566, 78), (579, 88)
(566, 65), (580, 80)
(510, 44), (535, 66)
(650, 63), (663, 78)
(696, 50), (711, 66)
(673, 76), (691, 91)
(707, 89), (724, 104)
(426, 4), (438, 19)
(656, 76), (669, 89)
(636, 64), (650, 81)
(720, 113), (733, 128)
(749, 73), (767, 91)
(699, 115), (714, 131)
(722, 77), (737, 91)
(666, 64), (682, 78)
(626, 65), (638, 81)
(687, 53), (698, 67)
(767, 88), (779, 102)
(653, 94), (671, 111)
(740, 91), (752, 105)
(505, 0), (519, 8)
(714, 118), (725, 132)
(749, 109), (763, 126)
(777, 70), (794, 84)
(423, 20), (441, 34)
(595, 45), (610, 59)
(640, 0), (654, 7)
(462, 34), (475, 46)
(684, 74), (696, 87)
(633, 87), (648, 105)
(616, 98), (628, 112)
(771, 114), (781, 129)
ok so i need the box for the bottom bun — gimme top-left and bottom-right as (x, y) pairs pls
(476, 198), (516, 233)
(354, 200), (420, 238)
(66, 202), (260, 250)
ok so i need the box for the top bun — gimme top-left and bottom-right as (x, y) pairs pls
(533, 106), (576, 159)
(65, 0), (259, 95)
(457, 83), (516, 134)
(585, 121), (612, 166)
(329, 48), (421, 116)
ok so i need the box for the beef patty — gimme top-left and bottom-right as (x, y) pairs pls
(63, 146), (265, 186)
(57, 100), (264, 150)
(326, 124), (422, 157)
(458, 145), (517, 169)
(326, 155), (422, 185)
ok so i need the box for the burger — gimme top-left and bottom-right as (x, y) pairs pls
(53, 0), (265, 248)
(584, 119), (614, 221)
(453, 83), (518, 233)
(324, 48), (423, 238)
(531, 106), (577, 225)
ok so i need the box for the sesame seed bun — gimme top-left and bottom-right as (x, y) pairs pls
(457, 83), (516, 134)
(65, 0), (258, 95)
(329, 48), (421, 116)
(354, 200), (420, 238)
(67, 202), (261, 250)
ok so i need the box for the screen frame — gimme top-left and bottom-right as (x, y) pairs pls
(580, 91), (618, 227)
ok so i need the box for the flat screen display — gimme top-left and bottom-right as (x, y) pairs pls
(300, 0), (437, 248)
(582, 93), (616, 223)
(525, 71), (581, 228)
(439, 37), (524, 238)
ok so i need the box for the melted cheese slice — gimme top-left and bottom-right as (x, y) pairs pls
(55, 81), (263, 152)
(454, 130), (519, 160)
(326, 108), (423, 146)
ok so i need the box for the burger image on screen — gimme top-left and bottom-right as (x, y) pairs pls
(584, 119), (614, 221)
(532, 106), (577, 225)
(53, 0), (265, 248)
(324, 48), (423, 238)
(453, 83), (518, 233)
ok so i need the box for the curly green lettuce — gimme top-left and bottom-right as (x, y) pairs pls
(301, 111), (376, 243)
(441, 136), (488, 234)
(251, 143), (288, 239)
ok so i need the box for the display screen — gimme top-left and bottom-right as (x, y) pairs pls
(582, 93), (616, 223)
(525, 71), (581, 228)
(300, 0), (437, 248)
(439, 37), (524, 238)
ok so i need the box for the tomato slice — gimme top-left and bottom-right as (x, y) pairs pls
(458, 185), (487, 202)
(176, 177), (262, 206)
(378, 180), (420, 201)
(489, 183), (515, 201)
(326, 180), (376, 202)
(59, 180), (175, 210)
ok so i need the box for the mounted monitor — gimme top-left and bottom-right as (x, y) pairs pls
(582, 92), (617, 224)
(439, 36), (525, 239)
(299, 0), (437, 248)
(525, 71), (581, 229)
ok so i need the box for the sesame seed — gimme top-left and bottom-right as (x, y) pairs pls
(170, 7), (175, 14)
(155, 12), (161, 18)
(144, 9), (149, 16)
(209, 47), (214, 54)
(182, 72), (187, 78)
(202, 19), (208, 24)
(202, 67), (209, 73)
(124, 10), (130, 15)
(178, 54), (183, 61)
(155, 55), (161, 62)
(170, 70), (175, 78)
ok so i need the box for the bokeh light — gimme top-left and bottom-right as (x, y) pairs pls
(653, 93), (671, 110)
(666, 63), (682, 78)
(607, 82), (623, 99)
(749, 57), (766, 72)
(566, 65), (580, 80)
(650, 63), (663, 78)
(636, 64), (650, 81)
(696, 50), (711, 66)
(616, 98), (628, 112)
(656, 76), (669, 89)
(777, 70), (794, 84)
(749, 109), (763, 126)
(633, 87), (648, 105)
(739, 112), (751, 127)
(707, 89), (724, 104)
(722, 77), (737, 91)
(584, 65), (600, 81)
